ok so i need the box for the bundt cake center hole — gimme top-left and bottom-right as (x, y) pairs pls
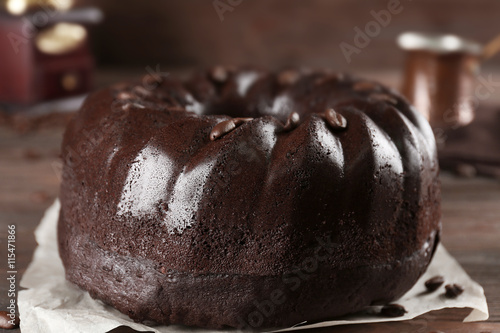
(203, 99), (295, 123)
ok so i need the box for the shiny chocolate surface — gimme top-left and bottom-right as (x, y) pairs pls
(58, 68), (441, 329)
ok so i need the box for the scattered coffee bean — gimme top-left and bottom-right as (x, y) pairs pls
(314, 73), (343, 86)
(369, 93), (398, 105)
(445, 284), (464, 298)
(380, 304), (407, 317)
(106, 325), (154, 333)
(353, 81), (380, 92)
(0, 311), (19, 329)
(277, 69), (300, 86)
(323, 108), (347, 130)
(425, 275), (445, 292)
(283, 112), (300, 131)
(210, 118), (253, 141)
(210, 66), (228, 83)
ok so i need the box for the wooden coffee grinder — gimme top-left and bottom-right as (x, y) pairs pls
(0, 0), (102, 105)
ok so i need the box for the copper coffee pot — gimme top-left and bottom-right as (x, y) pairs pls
(397, 32), (486, 131)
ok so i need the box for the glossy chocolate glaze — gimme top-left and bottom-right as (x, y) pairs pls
(58, 68), (441, 329)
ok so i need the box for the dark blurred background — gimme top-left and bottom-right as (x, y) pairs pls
(3, 0), (500, 103)
(82, 0), (500, 73)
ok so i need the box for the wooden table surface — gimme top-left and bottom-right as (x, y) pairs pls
(1, 70), (500, 333)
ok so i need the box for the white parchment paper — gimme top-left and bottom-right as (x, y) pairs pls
(19, 200), (489, 333)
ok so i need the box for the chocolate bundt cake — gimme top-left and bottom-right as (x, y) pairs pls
(58, 67), (441, 329)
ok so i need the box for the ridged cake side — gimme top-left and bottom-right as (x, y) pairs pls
(58, 68), (441, 329)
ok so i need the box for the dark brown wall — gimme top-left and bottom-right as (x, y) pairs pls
(84, 0), (500, 71)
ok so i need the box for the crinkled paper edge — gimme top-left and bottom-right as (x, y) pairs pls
(19, 200), (489, 333)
